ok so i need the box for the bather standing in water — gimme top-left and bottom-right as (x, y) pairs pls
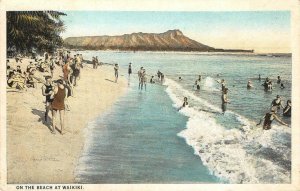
(128, 63), (132, 77)
(216, 79), (226, 92)
(271, 95), (284, 112)
(277, 76), (281, 84)
(138, 67), (143, 89)
(194, 80), (200, 90)
(283, 100), (291, 117)
(182, 97), (188, 107)
(221, 88), (229, 114)
(114, 64), (119, 83)
(197, 75), (202, 82)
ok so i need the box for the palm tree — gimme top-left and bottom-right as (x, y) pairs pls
(7, 11), (66, 54)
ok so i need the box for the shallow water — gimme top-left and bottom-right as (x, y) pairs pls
(75, 51), (291, 183)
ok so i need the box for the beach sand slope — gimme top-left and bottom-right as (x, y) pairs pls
(7, 61), (127, 183)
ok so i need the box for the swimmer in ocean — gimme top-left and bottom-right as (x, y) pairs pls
(256, 107), (289, 130)
(182, 97), (188, 107)
(283, 100), (291, 117)
(247, 81), (253, 89)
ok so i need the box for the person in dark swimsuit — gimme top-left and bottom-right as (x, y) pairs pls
(277, 76), (281, 84)
(157, 70), (161, 80)
(283, 100), (291, 117)
(16, 65), (22, 74)
(161, 73), (165, 83)
(51, 79), (67, 134)
(194, 80), (200, 90)
(114, 64), (119, 83)
(216, 79), (226, 92)
(150, 76), (155, 83)
(221, 88), (229, 114)
(182, 97), (188, 107)
(128, 63), (132, 77)
(257, 108), (289, 130)
(197, 75), (202, 82)
(271, 95), (284, 112)
(42, 76), (54, 122)
(262, 77), (270, 90)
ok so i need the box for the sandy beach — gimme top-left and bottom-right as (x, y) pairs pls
(7, 59), (127, 183)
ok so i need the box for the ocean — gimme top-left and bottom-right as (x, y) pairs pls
(74, 51), (291, 184)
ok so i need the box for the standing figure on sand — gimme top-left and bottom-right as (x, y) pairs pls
(51, 79), (67, 134)
(42, 76), (54, 123)
(114, 64), (119, 83)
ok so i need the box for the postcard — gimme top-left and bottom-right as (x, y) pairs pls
(1, 0), (300, 191)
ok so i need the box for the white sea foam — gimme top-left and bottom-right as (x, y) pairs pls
(164, 77), (291, 183)
(202, 76), (219, 92)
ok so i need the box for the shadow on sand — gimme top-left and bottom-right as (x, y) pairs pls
(105, 79), (116, 83)
(31, 108), (53, 132)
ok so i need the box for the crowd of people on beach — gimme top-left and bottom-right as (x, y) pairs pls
(7, 50), (84, 135)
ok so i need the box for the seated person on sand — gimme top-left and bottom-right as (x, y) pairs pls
(256, 107), (289, 130)
(26, 61), (36, 73)
(26, 68), (38, 88)
(6, 66), (13, 79)
(283, 100), (291, 117)
(16, 65), (22, 74)
(7, 71), (26, 90)
(39, 61), (50, 73)
(15, 54), (23, 63)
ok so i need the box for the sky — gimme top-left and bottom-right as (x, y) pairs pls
(61, 11), (291, 53)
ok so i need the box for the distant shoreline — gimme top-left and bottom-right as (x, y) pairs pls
(67, 49), (292, 57)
